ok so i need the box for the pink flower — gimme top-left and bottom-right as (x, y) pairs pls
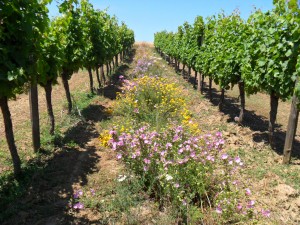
(237, 203), (243, 211)
(190, 152), (196, 158)
(143, 166), (148, 171)
(178, 148), (184, 154)
(216, 131), (222, 137)
(143, 158), (151, 164)
(182, 199), (187, 206)
(245, 188), (251, 196)
(207, 155), (215, 162)
(160, 151), (166, 156)
(133, 108), (139, 113)
(234, 156), (241, 164)
(116, 154), (122, 160)
(119, 75), (124, 79)
(174, 183), (180, 188)
(261, 209), (271, 217)
(247, 200), (255, 209)
(221, 153), (228, 160)
(109, 130), (117, 135)
(166, 143), (172, 148)
(172, 135), (179, 142)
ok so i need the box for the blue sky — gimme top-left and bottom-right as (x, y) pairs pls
(48, 0), (274, 42)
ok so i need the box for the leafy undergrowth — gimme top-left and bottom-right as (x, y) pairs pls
(1, 43), (299, 224)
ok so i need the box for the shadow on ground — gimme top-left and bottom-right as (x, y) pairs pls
(0, 104), (110, 224)
(201, 84), (300, 159)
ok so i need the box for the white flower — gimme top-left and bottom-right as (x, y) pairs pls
(165, 174), (173, 181)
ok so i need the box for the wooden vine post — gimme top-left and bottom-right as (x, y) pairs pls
(283, 78), (299, 164)
(29, 78), (41, 152)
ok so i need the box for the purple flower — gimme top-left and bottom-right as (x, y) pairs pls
(73, 202), (84, 209)
(119, 75), (124, 79)
(261, 209), (271, 217)
(133, 108), (139, 113)
(74, 190), (83, 199)
(172, 135), (179, 142)
(176, 126), (183, 133)
(143, 166), (148, 171)
(216, 205), (222, 214)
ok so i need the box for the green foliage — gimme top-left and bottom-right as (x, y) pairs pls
(0, 0), (49, 98)
(154, 1), (300, 101)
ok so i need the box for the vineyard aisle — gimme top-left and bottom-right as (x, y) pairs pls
(1, 43), (299, 224)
